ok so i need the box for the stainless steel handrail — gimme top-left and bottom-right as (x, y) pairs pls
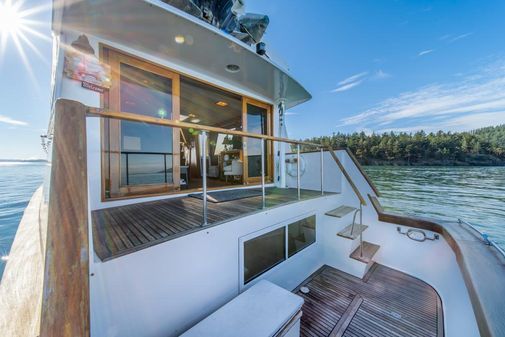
(458, 218), (505, 258)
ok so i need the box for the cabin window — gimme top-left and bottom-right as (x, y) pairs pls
(243, 215), (317, 284)
(244, 227), (285, 284)
(102, 47), (273, 200)
(288, 215), (316, 257)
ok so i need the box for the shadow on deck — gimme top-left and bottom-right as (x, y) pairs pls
(295, 264), (444, 337)
(92, 187), (328, 261)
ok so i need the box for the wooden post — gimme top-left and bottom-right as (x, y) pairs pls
(40, 99), (90, 337)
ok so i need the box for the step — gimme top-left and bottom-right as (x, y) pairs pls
(337, 224), (368, 240)
(325, 205), (357, 218)
(350, 241), (380, 264)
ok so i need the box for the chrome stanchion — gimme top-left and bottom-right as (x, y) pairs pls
(297, 144), (301, 200)
(261, 138), (266, 209)
(320, 147), (324, 195)
(200, 131), (208, 226)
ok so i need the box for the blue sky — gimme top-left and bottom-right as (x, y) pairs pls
(1, 0), (505, 159)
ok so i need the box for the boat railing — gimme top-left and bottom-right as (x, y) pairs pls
(40, 99), (375, 336)
(86, 106), (369, 224)
(458, 218), (505, 258)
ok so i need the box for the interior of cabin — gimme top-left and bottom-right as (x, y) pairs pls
(101, 47), (274, 200)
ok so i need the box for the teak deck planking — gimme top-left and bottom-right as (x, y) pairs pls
(92, 187), (327, 260)
(295, 264), (443, 337)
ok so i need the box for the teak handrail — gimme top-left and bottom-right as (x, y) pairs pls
(327, 145), (367, 206)
(86, 108), (322, 147)
(41, 100), (90, 337)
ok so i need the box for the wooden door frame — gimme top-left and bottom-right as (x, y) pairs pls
(101, 47), (181, 199)
(242, 98), (273, 184)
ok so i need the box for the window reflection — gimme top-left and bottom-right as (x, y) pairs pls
(119, 63), (174, 186)
(246, 104), (268, 178)
(179, 76), (243, 189)
(244, 227), (285, 284)
(288, 215), (316, 257)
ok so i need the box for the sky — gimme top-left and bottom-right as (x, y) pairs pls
(0, 0), (505, 159)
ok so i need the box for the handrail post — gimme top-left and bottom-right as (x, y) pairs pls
(200, 131), (208, 226)
(261, 138), (266, 209)
(297, 144), (301, 200)
(320, 147), (324, 195)
(359, 203), (363, 258)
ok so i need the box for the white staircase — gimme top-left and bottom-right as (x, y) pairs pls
(324, 204), (380, 279)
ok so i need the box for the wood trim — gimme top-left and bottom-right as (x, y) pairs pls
(88, 108), (321, 147)
(40, 100), (89, 337)
(344, 148), (380, 197)
(327, 145), (367, 206)
(242, 97), (274, 184)
(274, 309), (302, 337)
(104, 48), (182, 199)
(330, 295), (363, 337)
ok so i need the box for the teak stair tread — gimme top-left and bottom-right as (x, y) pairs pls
(337, 223), (368, 240)
(350, 241), (380, 264)
(325, 205), (357, 218)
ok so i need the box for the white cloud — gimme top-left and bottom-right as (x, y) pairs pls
(331, 70), (390, 93)
(418, 49), (434, 57)
(331, 80), (363, 93)
(449, 32), (473, 43)
(338, 72), (368, 86)
(0, 115), (28, 126)
(373, 69), (391, 80)
(339, 59), (505, 133)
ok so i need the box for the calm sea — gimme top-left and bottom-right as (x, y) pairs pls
(0, 164), (503, 280)
(0, 163), (46, 280)
(364, 166), (505, 250)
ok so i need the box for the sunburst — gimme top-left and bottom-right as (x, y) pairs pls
(0, 0), (52, 80)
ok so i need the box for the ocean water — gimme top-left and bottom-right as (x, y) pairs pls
(0, 163), (46, 280)
(364, 166), (505, 250)
(0, 164), (503, 280)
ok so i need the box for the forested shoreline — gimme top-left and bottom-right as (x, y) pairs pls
(303, 125), (505, 166)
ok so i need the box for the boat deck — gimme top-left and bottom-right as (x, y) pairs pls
(92, 187), (327, 261)
(295, 264), (443, 337)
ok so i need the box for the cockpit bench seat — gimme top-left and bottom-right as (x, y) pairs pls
(181, 280), (304, 337)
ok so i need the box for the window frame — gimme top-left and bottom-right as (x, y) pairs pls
(239, 212), (317, 290)
(99, 45), (274, 201)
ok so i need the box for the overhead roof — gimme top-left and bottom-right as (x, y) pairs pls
(53, 0), (312, 109)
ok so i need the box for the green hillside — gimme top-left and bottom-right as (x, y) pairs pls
(303, 124), (505, 166)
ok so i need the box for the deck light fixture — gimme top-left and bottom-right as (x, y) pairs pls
(225, 64), (240, 73)
(190, 118), (201, 123)
(175, 35), (185, 44)
(215, 101), (228, 107)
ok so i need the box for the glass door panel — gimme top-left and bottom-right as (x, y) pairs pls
(245, 102), (269, 182)
(119, 63), (174, 186)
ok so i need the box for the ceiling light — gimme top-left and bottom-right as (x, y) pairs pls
(190, 118), (201, 123)
(175, 35), (185, 44)
(225, 64), (240, 73)
(215, 101), (228, 107)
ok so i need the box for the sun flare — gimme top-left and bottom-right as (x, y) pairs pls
(0, 0), (51, 81)
(0, 0), (24, 36)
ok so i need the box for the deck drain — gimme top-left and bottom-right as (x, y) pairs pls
(390, 311), (402, 319)
(300, 286), (310, 294)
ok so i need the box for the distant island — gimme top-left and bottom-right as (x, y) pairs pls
(303, 124), (505, 166)
(0, 159), (48, 163)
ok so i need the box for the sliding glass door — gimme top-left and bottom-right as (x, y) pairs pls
(244, 99), (272, 184)
(104, 49), (180, 198)
(102, 48), (273, 200)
